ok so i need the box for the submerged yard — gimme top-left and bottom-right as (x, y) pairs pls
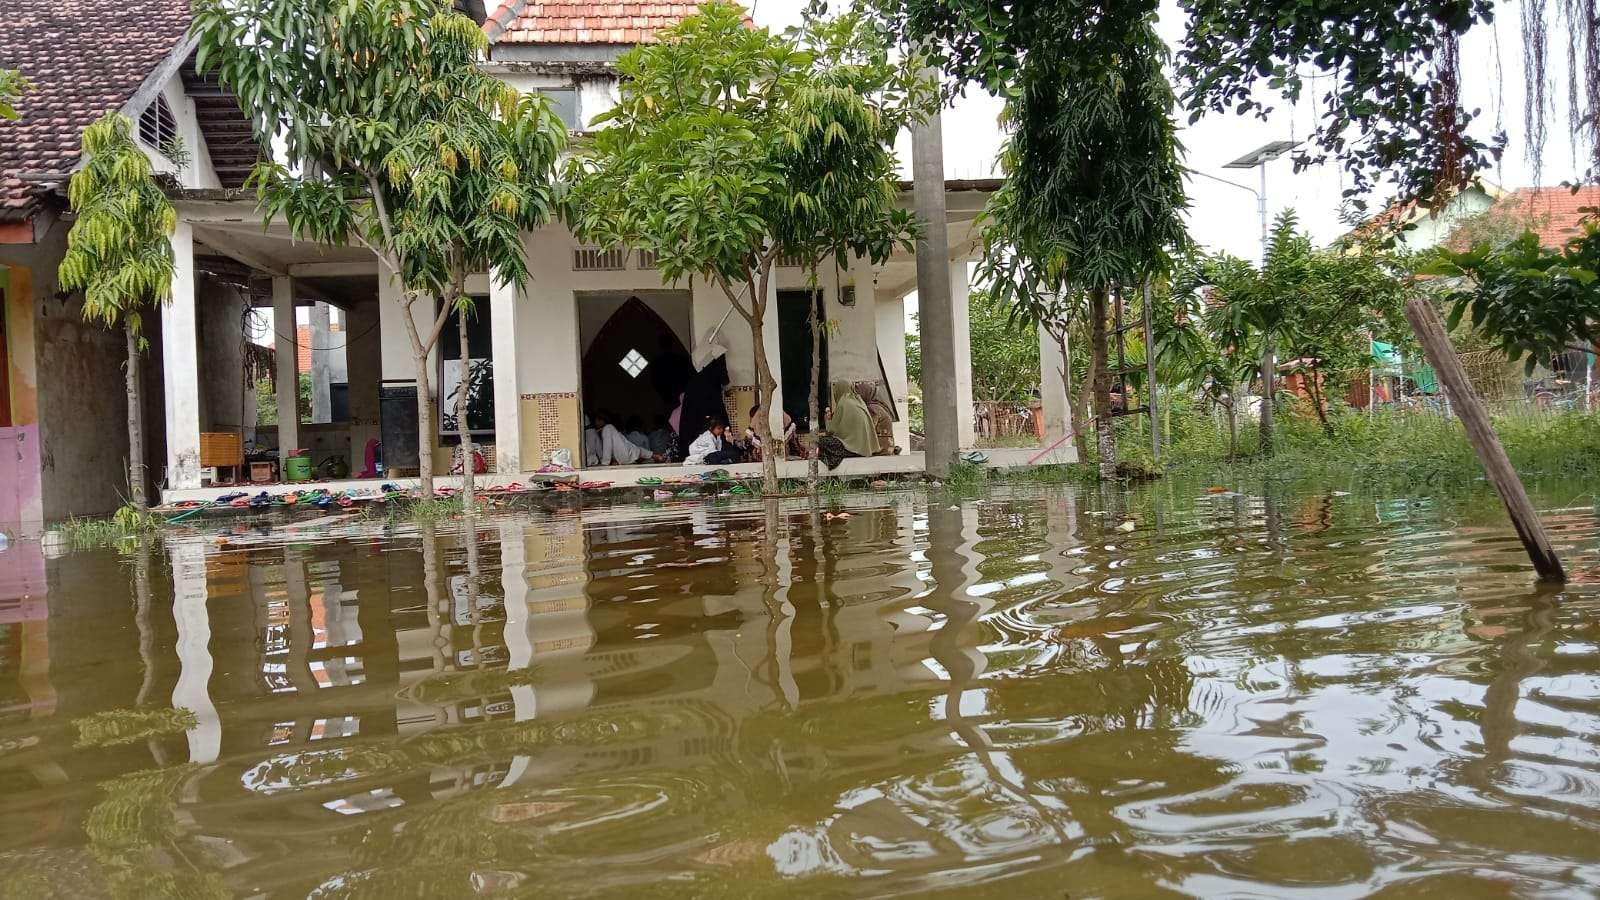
(2, 475), (1598, 896)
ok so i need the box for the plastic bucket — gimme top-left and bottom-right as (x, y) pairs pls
(285, 456), (313, 482)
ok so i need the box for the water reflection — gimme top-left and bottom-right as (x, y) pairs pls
(1, 482), (1599, 895)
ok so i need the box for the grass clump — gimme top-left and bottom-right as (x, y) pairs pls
(74, 707), (198, 748)
(57, 504), (162, 549)
(1160, 398), (1600, 488)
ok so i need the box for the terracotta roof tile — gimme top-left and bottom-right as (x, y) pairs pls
(485, 0), (748, 45)
(0, 0), (191, 222)
(1503, 186), (1600, 249)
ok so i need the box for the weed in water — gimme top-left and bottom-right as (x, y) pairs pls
(57, 504), (161, 549)
(74, 707), (198, 748)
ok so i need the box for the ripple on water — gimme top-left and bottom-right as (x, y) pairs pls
(7, 478), (1600, 896)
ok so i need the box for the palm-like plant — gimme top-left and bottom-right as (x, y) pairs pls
(58, 112), (177, 510)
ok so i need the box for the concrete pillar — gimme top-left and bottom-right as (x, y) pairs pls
(490, 271), (523, 473)
(169, 541), (219, 763)
(162, 223), (203, 491)
(272, 276), (300, 468)
(951, 258), (976, 449)
(345, 298), (381, 469)
(876, 288), (912, 452)
(309, 301), (332, 423)
(1038, 323), (1077, 461)
(911, 95), (958, 476)
(761, 271), (785, 440)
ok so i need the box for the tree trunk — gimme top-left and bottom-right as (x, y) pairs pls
(415, 353), (435, 498)
(807, 293), (821, 493)
(456, 308), (476, 516)
(749, 304), (780, 496)
(1306, 363), (1333, 435)
(124, 318), (147, 511)
(1258, 334), (1276, 455)
(1227, 397), (1238, 459)
(1088, 286), (1117, 479)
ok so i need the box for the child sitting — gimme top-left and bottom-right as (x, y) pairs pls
(684, 417), (739, 466)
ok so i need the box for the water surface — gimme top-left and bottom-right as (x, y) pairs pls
(2, 479), (1599, 897)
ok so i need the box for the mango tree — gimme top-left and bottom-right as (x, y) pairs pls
(58, 112), (176, 512)
(194, 0), (566, 500)
(567, 1), (927, 495)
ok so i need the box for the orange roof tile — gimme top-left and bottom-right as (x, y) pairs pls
(1500, 186), (1600, 249)
(485, 1), (747, 45)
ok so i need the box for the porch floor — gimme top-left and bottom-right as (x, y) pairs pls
(159, 446), (1076, 507)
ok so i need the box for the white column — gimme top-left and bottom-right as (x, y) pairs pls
(162, 223), (203, 491)
(950, 258), (976, 448)
(1038, 324), (1077, 461)
(344, 298), (381, 468)
(272, 275), (300, 468)
(876, 287), (912, 452)
(761, 272), (785, 439)
(309, 301), (332, 423)
(169, 541), (219, 763)
(490, 271), (523, 473)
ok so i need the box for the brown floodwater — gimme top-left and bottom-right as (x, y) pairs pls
(2, 479), (1599, 898)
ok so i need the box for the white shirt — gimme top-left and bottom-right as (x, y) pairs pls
(683, 430), (724, 466)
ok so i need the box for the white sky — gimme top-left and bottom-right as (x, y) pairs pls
(755, 0), (1581, 266)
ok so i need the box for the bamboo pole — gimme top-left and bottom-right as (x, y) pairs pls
(1404, 299), (1565, 582)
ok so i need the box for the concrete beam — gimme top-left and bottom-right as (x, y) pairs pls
(288, 261), (381, 278)
(193, 225), (289, 276)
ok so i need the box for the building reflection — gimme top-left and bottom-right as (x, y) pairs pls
(0, 489), (1225, 894)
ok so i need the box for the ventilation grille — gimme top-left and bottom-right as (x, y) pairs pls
(775, 253), (809, 269)
(635, 249), (659, 269)
(139, 95), (178, 158)
(573, 247), (628, 271)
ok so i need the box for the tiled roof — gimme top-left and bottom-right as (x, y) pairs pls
(0, 0), (190, 222)
(1501, 186), (1600, 249)
(485, 1), (715, 45)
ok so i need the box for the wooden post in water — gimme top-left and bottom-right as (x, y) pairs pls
(1404, 298), (1565, 582)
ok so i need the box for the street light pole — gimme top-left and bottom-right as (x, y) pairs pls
(1220, 140), (1299, 454)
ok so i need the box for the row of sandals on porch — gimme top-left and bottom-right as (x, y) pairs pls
(581, 330), (900, 470)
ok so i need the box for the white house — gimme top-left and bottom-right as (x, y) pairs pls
(1, 0), (1076, 524)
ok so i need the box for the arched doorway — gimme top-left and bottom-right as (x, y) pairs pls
(581, 295), (692, 431)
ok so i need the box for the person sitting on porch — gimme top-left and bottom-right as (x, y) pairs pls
(816, 381), (875, 470)
(856, 382), (898, 455)
(746, 404), (799, 461)
(678, 330), (730, 458)
(591, 411), (663, 466)
(685, 418), (739, 466)
(624, 416), (651, 451)
(647, 415), (676, 458)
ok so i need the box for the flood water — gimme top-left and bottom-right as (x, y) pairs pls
(3, 479), (1599, 897)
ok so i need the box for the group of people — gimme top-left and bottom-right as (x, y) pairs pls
(584, 326), (900, 471)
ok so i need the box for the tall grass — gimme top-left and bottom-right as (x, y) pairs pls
(1161, 398), (1600, 487)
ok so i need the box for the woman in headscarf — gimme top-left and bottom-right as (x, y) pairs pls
(856, 381), (896, 455)
(816, 380), (876, 470)
(677, 329), (730, 458)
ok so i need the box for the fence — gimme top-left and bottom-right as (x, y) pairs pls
(973, 401), (1039, 446)
(1322, 348), (1598, 418)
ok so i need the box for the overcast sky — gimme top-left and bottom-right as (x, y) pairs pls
(754, 0), (1580, 266)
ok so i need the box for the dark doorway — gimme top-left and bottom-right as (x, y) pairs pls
(777, 289), (829, 431)
(582, 295), (691, 428)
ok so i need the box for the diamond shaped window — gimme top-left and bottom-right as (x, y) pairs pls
(619, 349), (648, 378)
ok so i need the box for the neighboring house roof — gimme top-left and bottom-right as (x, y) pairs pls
(484, 1), (715, 45)
(1494, 186), (1600, 249)
(295, 322), (342, 373)
(0, 0), (191, 222)
(1344, 179), (1504, 243)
